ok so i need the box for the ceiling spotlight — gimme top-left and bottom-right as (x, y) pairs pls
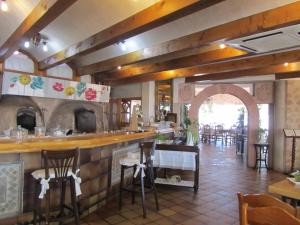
(24, 41), (30, 48)
(13, 50), (19, 55)
(117, 66), (122, 70)
(42, 41), (48, 52)
(119, 41), (127, 51)
(284, 62), (289, 67)
(219, 44), (226, 49)
(1, 0), (8, 12)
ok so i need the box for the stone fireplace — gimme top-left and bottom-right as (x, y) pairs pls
(0, 95), (110, 133)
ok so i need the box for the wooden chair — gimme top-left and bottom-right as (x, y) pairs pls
(240, 203), (300, 225)
(119, 142), (159, 218)
(237, 192), (297, 225)
(32, 149), (80, 225)
(212, 124), (224, 144)
(201, 124), (211, 143)
(225, 125), (237, 145)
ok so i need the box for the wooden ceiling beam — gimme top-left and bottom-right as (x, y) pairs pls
(186, 63), (300, 82)
(0, 0), (78, 61)
(276, 71), (300, 80)
(80, 1), (300, 75)
(105, 49), (300, 85)
(103, 47), (248, 80)
(39, 0), (225, 70)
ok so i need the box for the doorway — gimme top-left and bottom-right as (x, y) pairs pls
(189, 84), (259, 167)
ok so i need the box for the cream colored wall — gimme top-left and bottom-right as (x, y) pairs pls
(274, 80), (286, 172)
(142, 81), (155, 123)
(173, 78), (185, 125)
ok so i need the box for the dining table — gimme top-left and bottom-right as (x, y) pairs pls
(268, 179), (300, 206)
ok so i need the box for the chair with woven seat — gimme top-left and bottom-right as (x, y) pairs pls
(237, 192), (298, 225)
(119, 142), (159, 218)
(32, 149), (81, 225)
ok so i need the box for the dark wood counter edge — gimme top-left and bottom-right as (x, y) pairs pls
(0, 131), (156, 154)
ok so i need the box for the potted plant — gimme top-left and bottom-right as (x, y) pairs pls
(186, 118), (199, 146)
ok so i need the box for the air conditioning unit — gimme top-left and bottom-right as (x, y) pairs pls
(226, 24), (300, 53)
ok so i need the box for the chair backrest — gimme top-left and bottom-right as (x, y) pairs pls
(203, 124), (211, 134)
(42, 148), (79, 180)
(237, 192), (297, 225)
(140, 142), (154, 164)
(241, 203), (300, 225)
(215, 125), (223, 134)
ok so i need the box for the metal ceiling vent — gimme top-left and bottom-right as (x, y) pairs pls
(226, 24), (300, 53)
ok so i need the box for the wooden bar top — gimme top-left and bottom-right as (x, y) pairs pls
(0, 131), (155, 154)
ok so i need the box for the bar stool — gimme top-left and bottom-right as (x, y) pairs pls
(32, 149), (81, 225)
(254, 143), (269, 172)
(119, 142), (159, 218)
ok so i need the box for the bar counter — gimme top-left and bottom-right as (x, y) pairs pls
(0, 131), (155, 224)
(0, 131), (156, 153)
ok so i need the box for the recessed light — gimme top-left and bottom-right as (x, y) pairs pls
(284, 62), (289, 67)
(43, 41), (48, 52)
(13, 50), (19, 55)
(1, 0), (8, 12)
(119, 42), (127, 51)
(117, 66), (122, 70)
(24, 41), (30, 48)
(219, 44), (226, 49)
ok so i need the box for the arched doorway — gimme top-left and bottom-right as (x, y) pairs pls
(189, 84), (259, 167)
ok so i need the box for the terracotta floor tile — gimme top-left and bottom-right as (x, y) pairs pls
(104, 215), (126, 224)
(78, 143), (285, 225)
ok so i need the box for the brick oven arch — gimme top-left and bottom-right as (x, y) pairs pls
(189, 84), (259, 167)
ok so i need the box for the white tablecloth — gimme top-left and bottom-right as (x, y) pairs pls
(153, 150), (196, 171)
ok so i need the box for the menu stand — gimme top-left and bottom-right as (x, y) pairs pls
(283, 129), (300, 172)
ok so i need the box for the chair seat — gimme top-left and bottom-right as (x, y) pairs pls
(32, 168), (75, 180)
(119, 152), (146, 167)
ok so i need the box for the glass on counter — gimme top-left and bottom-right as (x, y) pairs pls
(12, 125), (28, 140)
(34, 126), (46, 137)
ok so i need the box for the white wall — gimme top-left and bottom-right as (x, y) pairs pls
(142, 81), (155, 123)
(47, 63), (73, 79)
(4, 53), (34, 73)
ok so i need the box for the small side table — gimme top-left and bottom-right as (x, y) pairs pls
(254, 143), (269, 172)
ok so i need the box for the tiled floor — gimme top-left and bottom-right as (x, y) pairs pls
(81, 143), (285, 225)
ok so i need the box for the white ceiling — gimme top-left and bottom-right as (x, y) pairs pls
(1, 0), (299, 70)
(0, 0), (39, 46)
(74, 0), (300, 67)
(12, 0), (160, 60)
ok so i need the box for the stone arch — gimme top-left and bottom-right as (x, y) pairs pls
(189, 84), (259, 167)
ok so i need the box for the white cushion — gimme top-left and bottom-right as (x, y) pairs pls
(32, 168), (74, 180)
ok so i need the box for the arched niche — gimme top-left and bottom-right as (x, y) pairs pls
(189, 84), (259, 167)
(4, 50), (35, 73)
(47, 63), (73, 79)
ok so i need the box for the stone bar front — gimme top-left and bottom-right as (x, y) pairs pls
(0, 131), (155, 224)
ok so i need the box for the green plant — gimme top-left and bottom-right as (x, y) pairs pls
(155, 133), (168, 141)
(186, 118), (199, 145)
